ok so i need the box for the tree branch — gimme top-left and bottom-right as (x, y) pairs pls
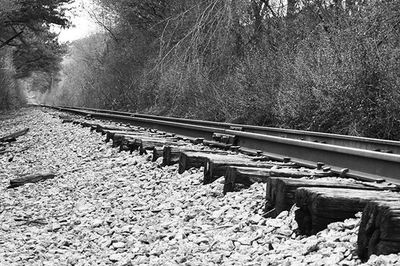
(259, 0), (277, 17)
(0, 31), (24, 49)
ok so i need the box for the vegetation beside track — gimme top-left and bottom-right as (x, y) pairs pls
(46, 0), (400, 140)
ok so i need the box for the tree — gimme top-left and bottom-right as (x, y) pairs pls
(0, 0), (72, 109)
(0, 0), (72, 78)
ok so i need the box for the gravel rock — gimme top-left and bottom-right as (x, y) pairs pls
(112, 242), (126, 249)
(109, 253), (123, 262)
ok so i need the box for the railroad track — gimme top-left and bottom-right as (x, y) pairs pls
(41, 104), (400, 185)
(50, 105), (400, 153)
(37, 105), (400, 260)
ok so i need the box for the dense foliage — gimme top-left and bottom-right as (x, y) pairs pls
(0, 0), (71, 110)
(51, 0), (400, 139)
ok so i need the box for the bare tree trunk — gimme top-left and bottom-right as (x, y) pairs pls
(229, 0), (244, 57)
(251, 0), (264, 44)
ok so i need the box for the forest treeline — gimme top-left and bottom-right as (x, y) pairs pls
(49, 0), (400, 139)
(0, 0), (71, 110)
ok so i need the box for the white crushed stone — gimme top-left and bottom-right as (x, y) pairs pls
(0, 107), (399, 265)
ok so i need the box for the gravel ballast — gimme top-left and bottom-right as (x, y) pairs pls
(0, 107), (399, 266)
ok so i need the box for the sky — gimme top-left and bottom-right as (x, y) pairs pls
(57, 0), (100, 43)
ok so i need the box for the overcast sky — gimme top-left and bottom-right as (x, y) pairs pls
(57, 0), (100, 43)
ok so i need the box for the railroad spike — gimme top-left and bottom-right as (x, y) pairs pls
(317, 162), (325, 170)
(323, 167), (331, 172)
(283, 157), (291, 163)
(340, 168), (349, 178)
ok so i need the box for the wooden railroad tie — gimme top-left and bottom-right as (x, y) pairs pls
(266, 178), (391, 218)
(95, 124), (139, 134)
(0, 128), (29, 143)
(120, 136), (185, 154)
(103, 130), (155, 144)
(162, 144), (244, 167)
(8, 172), (56, 188)
(223, 164), (313, 194)
(178, 151), (233, 174)
(358, 199), (400, 261)
(152, 146), (165, 162)
(174, 135), (204, 145)
(136, 137), (181, 155)
(160, 146), (209, 166)
(295, 187), (400, 236)
(204, 156), (271, 184)
(203, 140), (233, 150)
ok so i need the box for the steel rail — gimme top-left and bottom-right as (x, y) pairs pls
(44, 105), (400, 154)
(44, 105), (400, 185)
